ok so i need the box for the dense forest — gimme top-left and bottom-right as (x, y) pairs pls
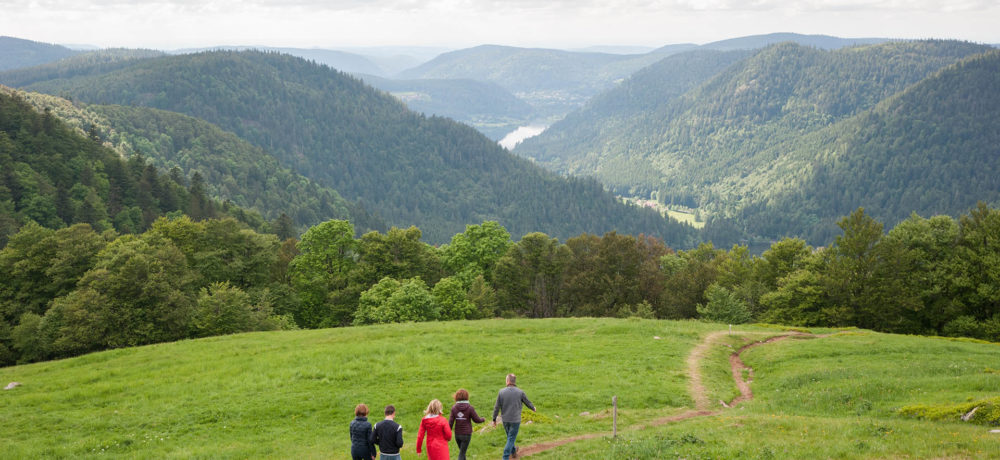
(2, 50), (696, 246)
(516, 40), (998, 244)
(4, 202), (999, 367)
(0, 91), (266, 245)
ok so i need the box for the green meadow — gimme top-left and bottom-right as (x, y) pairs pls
(2, 319), (998, 459)
(529, 330), (1000, 459)
(0, 318), (721, 459)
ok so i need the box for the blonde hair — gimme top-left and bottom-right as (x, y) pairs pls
(424, 399), (444, 416)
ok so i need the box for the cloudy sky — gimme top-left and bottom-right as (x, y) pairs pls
(3, 0), (998, 50)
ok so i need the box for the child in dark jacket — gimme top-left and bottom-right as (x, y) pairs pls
(449, 389), (486, 460)
(349, 404), (376, 460)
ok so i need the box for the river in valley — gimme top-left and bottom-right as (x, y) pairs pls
(498, 125), (547, 150)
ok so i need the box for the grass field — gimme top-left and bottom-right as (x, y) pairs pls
(0, 318), (724, 459)
(2, 320), (998, 459)
(528, 330), (1000, 459)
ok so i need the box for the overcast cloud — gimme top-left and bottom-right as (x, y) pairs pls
(2, 0), (997, 49)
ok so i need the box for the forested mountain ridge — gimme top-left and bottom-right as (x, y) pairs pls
(0, 48), (165, 88)
(516, 40), (995, 243)
(744, 50), (1000, 241)
(0, 90), (266, 244)
(516, 49), (755, 177)
(174, 46), (385, 75)
(693, 32), (887, 51)
(7, 50), (696, 245)
(396, 44), (668, 116)
(5, 87), (383, 234)
(0, 36), (80, 72)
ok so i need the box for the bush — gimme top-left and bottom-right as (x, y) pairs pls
(432, 276), (476, 320)
(696, 283), (752, 324)
(190, 282), (282, 337)
(942, 315), (985, 339)
(353, 277), (440, 325)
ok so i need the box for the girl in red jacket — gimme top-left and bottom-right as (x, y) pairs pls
(416, 399), (452, 460)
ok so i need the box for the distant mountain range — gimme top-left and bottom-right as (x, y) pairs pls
(0, 50), (695, 245)
(515, 40), (999, 243)
(0, 36), (80, 72)
(0, 33), (898, 143)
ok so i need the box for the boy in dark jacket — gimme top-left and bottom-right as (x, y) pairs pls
(349, 404), (376, 460)
(449, 389), (486, 460)
(371, 405), (404, 460)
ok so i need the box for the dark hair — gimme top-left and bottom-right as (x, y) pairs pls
(355, 403), (369, 417)
(454, 389), (469, 401)
(384, 405), (396, 416)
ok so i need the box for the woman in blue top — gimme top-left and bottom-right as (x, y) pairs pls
(349, 403), (376, 460)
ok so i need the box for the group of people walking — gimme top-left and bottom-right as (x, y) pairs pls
(349, 374), (535, 460)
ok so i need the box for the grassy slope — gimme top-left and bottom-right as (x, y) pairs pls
(531, 330), (1000, 459)
(3, 321), (998, 459)
(0, 318), (721, 459)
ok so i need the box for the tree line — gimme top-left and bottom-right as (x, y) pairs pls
(4, 203), (999, 366)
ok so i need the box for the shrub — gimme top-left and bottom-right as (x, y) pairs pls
(697, 283), (751, 324)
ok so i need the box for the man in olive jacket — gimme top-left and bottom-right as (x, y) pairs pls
(492, 374), (536, 459)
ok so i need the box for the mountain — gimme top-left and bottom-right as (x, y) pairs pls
(697, 32), (888, 51)
(0, 48), (165, 88)
(395, 45), (666, 117)
(360, 75), (535, 139)
(0, 89), (266, 244)
(515, 48), (755, 176)
(745, 49), (1000, 241)
(0, 36), (80, 72)
(172, 46), (386, 75)
(6, 50), (696, 245)
(394, 35), (889, 121)
(514, 40), (995, 243)
(337, 46), (450, 76)
(7, 88), (383, 234)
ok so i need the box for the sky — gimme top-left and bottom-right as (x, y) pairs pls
(2, 0), (999, 50)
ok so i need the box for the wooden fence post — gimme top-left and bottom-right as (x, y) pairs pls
(612, 395), (618, 438)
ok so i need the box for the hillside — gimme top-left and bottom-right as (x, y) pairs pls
(0, 89), (264, 244)
(361, 75), (535, 140)
(6, 50), (695, 245)
(394, 34), (889, 121)
(173, 46), (386, 75)
(696, 32), (888, 51)
(0, 36), (80, 72)
(6, 88), (382, 234)
(0, 48), (164, 88)
(395, 44), (665, 117)
(515, 40), (995, 243)
(745, 50), (1000, 241)
(2, 319), (997, 458)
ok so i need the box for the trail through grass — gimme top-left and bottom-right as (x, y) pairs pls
(0, 318), (717, 459)
(527, 330), (1000, 459)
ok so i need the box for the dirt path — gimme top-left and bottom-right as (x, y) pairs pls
(511, 330), (814, 458)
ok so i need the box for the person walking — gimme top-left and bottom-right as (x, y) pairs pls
(449, 389), (486, 460)
(371, 405), (404, 460)
(492, 374), (536, 460)
(349, 404), (376, 460)
(416, 399), (452, 460)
